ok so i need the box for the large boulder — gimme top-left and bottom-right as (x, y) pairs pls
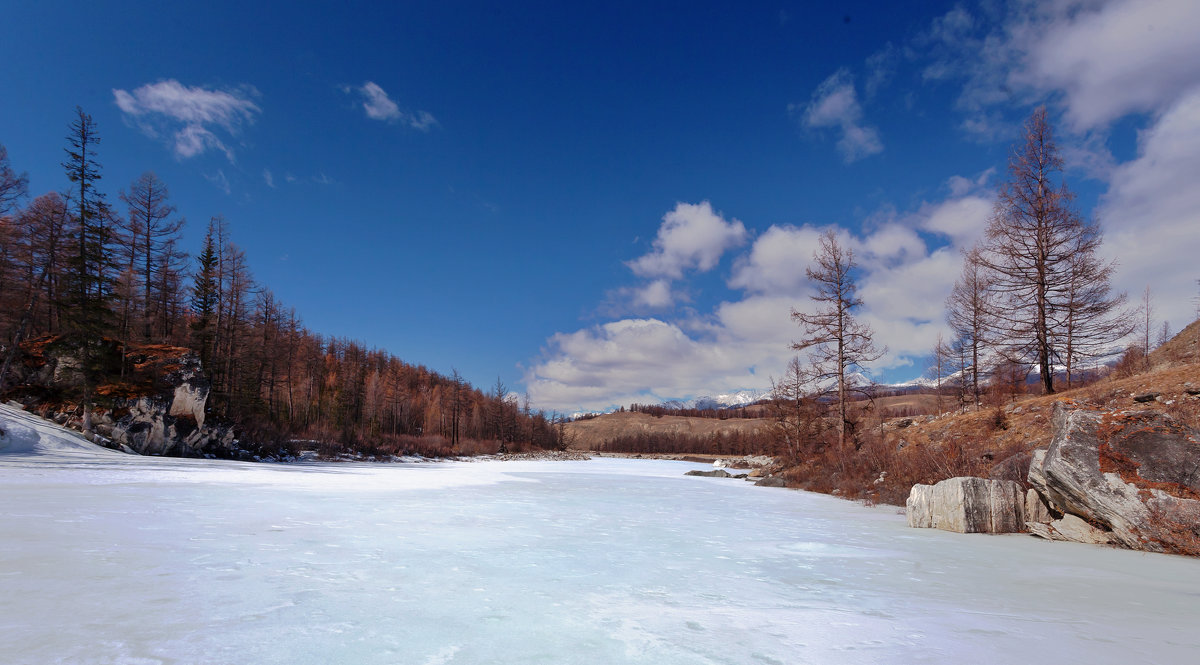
(1028, 403), (1200, 553)
(1027, 514), (1113, 545)
(906, 476), (1027, 533)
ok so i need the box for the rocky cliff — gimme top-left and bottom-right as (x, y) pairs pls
(1026, 402), (1200, 554)
(3, 336), (240, 458)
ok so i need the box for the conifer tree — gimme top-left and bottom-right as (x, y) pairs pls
(190, 223), (219, 368)
(61, 107), (115, 337)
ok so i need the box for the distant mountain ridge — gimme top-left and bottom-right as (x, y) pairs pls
(663, 390), (769, 411)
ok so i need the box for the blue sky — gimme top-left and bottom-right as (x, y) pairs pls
(3, 1), (1199, 412)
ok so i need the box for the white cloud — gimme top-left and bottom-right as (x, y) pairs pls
(864, 43), (897, 97)
(360, 81), (401, 121)
(916, 1), (1200, 137)
(528, 185), (1001, 411)
(631, 280), (673, 309)
(1098, 88), (1200, 332)
(263, 168), (275, 188)
(352, 82), (438, 132)
(794, 69), (883, 162)
(728, 224), (828, 295)
(914, 193), (993, 247)
(526, 317), (778, 411)
(1013, 0), (1200, 131)
(628, 201), (747, 280)
(113, 79), (260, 161)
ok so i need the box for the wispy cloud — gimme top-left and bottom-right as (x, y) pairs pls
(113, 79), (260, 161)
(913, 0), (1200, 331)
(262, 168), (275, 188)
(204, 169), (231, 195)
(793, 69), (883, 162)
(1012, 0), (1200, 131)
(349, 81), (438, 131)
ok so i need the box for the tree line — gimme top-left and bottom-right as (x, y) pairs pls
(0, 108), (566, 454)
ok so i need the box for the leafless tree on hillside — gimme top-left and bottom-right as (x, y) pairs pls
(792, 229), (885, 452)
(975, 108), (1127, 394)
(1056, 235), (1132, 387)
(946, 247), (993, 406)
(0, 144), (28, 217)
(769, 356), (829, 462)
(120, 173), (185, 342)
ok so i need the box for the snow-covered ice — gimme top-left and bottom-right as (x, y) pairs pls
(2, 402), (1199, 664)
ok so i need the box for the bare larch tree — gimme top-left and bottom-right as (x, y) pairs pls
(975, 108), (1127, 394)
(945, 246), (993, 406)
(792, 229), (884, 452)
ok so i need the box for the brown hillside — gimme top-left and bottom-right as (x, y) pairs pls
(566, 411), (771, 450)
(856, 320), (1200, 505)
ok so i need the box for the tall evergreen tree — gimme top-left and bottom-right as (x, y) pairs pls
(190, 223), (219, 368)
(61, 107), (115, 336)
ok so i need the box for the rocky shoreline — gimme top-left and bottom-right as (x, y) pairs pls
(906, 401), (1200, 555)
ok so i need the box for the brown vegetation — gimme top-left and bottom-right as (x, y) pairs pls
(0, 122), (566, 458)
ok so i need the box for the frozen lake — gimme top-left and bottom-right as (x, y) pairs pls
(2, 405), (1199, 664)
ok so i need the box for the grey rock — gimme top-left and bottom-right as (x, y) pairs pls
(1028, 514), (1113, 545)
(1027, 403), (1200, 552)
(1025, 488), (1055, 525)
(1132, 392), (1160, 403)
(906, 476), (1027, 533)
(685, 469), (731, 478)
(754, 476), (787, 487)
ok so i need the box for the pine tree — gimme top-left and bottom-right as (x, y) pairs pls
(945, 247), (993, 406)
(61, 106), (115, 337)
(190, 223), (219, 368)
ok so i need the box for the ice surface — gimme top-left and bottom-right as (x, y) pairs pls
(3, 403), (1199, 664)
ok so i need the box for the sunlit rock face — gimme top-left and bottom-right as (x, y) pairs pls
(7, 337), (235, 458)
(906, 476), (1027, 533)
(1028, 403), (1200, 553)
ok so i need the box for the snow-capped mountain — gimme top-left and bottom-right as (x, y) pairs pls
(665, 389), (770, 410)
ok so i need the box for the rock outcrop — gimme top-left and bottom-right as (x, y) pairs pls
(1026, 514), (1113, 545)
(685, 468), (731, 478)
(1027, 403), (1200, 553)
(4, 336), (240, 458)
(906, 476), (1027, 533)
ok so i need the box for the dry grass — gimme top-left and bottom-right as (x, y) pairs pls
(565, 411), (771, 450)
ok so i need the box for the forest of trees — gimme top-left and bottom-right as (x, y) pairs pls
(0, 108), (567, 455)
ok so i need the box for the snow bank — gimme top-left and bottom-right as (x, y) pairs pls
(0, 402), (124, 457)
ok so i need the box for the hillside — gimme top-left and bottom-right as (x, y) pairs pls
(570, 320), (1200, 507)
(845, 319), (1200, 505)
(566, 411), (771, 450)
